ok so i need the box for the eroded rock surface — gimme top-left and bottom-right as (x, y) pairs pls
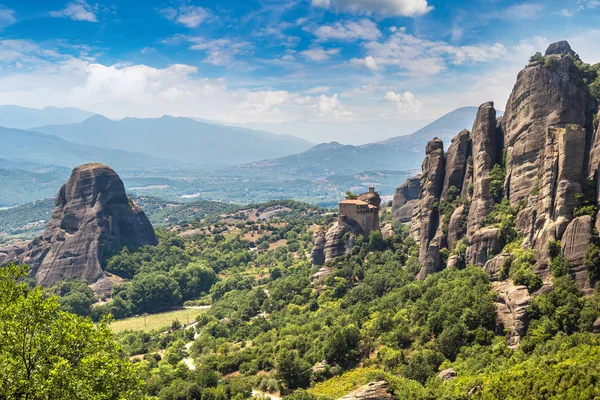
(493, 281), (532, 349)
(19, 163), (158, 287)
(338, 381), (394, 400)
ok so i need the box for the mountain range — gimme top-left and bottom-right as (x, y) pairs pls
(228, 107), (480, 178)
(0, 105), (94, 130)
(0, 105), (482, 206)
(34, 115), (313, 167)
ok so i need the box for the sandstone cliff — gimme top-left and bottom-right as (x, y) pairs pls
(398, 40), (600, 346)
(18, 163), (158, 287)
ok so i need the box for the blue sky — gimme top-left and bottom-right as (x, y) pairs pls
(0, 0), (599, 139)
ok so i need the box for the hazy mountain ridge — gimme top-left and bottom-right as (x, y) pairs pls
(229, 107), (480, 178)
(34, 115), (313, 167)
(0, 105), (95, 130)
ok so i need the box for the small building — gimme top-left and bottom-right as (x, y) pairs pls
(338, 186), (381, 236)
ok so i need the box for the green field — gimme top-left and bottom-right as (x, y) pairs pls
(109, 308), (207, 333)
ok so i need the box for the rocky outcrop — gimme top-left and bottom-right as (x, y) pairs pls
(502, 45), (595, 206)
(392, 176), (421, 223)
(465, 227), (499, 266)
(312, 231), (326, 266)
(323, 217), (359, 263)
(493, 281), (532, 349)
(447, 205), (466, 251)
(561, 215), (594, 293)
(18, 163), (158, 287)
(441, 129), (471, 202)
(337, 381), (394, 400)
(438, 369), (457, 381)
(412, 138), (445, 279)
(484, 253), (512, 281)
(467, 102), (501, 236)
(545, 40), (578, 58)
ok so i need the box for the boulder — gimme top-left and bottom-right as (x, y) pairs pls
(438, 368), (457, 381)
(544, 40), (577, 57)
(493, 281), (532, 348)
(381, 223), (394, 239)
(593, 317), (600, 334)
(337, 381), (394, 400)
(466, 227), (500, 266)
(19, 164), (158, 287)
(467, 102), (501, 236)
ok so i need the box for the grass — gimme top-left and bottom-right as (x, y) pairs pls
(309, 367), (386, 399)
(109, 308), (206, 333)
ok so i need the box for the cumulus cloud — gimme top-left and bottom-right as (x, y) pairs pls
(314, 19), (381, 42)
(312, 0), (432, 17)
(383, 90), (422, 113)
(362, 28), (507, 76)
(300, 47), (340, 62)
(316, 94), (352, 117)
(350, 55), (379, 71)
(160, 4), (212, 28)
(0, 40), (357, 124)
(0, 6), (16, 29)
(50, 0), (98, 22)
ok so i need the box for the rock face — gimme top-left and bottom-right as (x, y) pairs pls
(392, 175), (421, 222)
(467, 102), (501, 237)
(19, 163), (158, 287)
(337, 381), (394, 400)
(493, 281), (532, 348)
(323, 217), (358, 263)
(402, 40), (600, 343)
(411, 138), (446, 280)
(311, 231), (326, 266)
(441, 129), (471, 202)
(438, 369), (457, 381)
(561, 215), (594, 293)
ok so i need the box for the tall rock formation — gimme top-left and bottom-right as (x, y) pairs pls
(467, 102), (502, 237)
(403, 40), (600, 344)
(19, 163), (158, 287)
(411, 138), (446, 279)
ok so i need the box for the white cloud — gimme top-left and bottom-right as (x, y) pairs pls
(0, 6), (16, 29)
(350, 55), (379, 71)
(317, 94), (352, 117)
(312, 0), (432, 17)
(557, 0), (599, 17)
(362, 28), (507, 76)
(160, 5), (211, 28)
(50, 0), (97, 22)
(383, 90), (422, 113)
(314, 19), (381, 42)
(180, 37), (251, 66)
(300, 47), (340, 62)
(501, 3), (543, 19)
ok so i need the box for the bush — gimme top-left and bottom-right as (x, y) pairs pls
(513, 267), (542, 293)
(585, 243), (600, 282)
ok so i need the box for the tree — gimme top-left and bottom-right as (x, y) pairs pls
(324, 325), (361, 366)
(0, 263), (147, 399)
(276, 349), (311, 392)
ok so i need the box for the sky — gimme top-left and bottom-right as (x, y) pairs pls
(0, 0), (600, 142)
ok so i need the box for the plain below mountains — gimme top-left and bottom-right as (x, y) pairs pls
(229, 106), (483, 178)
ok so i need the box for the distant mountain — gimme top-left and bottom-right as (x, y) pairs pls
(0, 105), (94, 130)
(0, 167), (69, 207)
(0, 126), (180, 172)
(236, 118), (433, 145)
(229, 107), (481, 178)
(35, 115), (313, 167)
